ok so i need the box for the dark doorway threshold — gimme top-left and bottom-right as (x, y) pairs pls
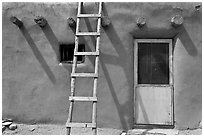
(133, 124), (174, 129)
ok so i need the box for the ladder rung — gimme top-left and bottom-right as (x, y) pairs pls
(66, 122), (96, 128)
(74, 51), (99, 56)
(76, 32), (100, 36)
(71, 73), (98, 78)
(69, 96), (97, 102)
(77, 14), (101, 18)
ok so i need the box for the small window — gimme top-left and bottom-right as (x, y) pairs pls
(60, 44), (85, 64)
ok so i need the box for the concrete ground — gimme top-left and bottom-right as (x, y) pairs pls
(2, 123), (202, 135)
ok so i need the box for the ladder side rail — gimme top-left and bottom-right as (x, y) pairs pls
(77, 2), (82, 16)
(66, 39), (79, 135)
(66, 25), (80, 136)
(66, 2), (82, 135)
(66, 37), (79, 135)
(91, 2), (103, 135)
(98, 2), (103, 15)
(72, 3), (81, 74)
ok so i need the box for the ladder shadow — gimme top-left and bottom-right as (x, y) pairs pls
(18, 25), (56, 84)
(100, 23), (133, 131)
(81, 5), (134, 130)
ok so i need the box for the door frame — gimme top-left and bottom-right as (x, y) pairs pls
(133, 39), (174, 126)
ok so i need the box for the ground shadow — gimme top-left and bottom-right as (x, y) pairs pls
(19, 25), (56, 84)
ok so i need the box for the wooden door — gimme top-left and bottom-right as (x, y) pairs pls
(134, 39), (173, 125)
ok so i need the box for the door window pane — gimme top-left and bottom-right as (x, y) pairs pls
(138, 43), (169, 84)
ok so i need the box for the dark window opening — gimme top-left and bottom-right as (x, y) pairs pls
(138, 43), (169, 84)
(60, 44), (85, 64)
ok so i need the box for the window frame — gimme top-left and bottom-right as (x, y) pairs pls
(59, 44), (85, 64)
(134, 39), (173, 87)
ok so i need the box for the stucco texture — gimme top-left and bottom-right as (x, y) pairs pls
(2, 2), (202, 130)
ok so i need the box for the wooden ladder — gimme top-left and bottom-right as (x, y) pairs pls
(66, 2), (102, 135)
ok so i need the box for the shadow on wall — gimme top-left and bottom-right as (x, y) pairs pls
(135, 91), (150, 124)
(121, 9), (198, 129)
(102, 4), (134, 130)
(39, 23), (60, 60)
(37, 22), (72, 73)
(175, 25), (198, 56)
(173, 25), (200, 128)
(132, 23), (199, 129)
(80, 4), (135, 130)
(130, 22), (197, 57)
(18, 24), (56, 84)
(83, 3), (199, 130)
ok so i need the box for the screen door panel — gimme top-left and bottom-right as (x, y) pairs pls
(135, 86), (172, 125)
(134, 39), (173, 126)
(138, 43), (169, 84)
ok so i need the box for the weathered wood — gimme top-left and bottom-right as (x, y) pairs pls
(66, 3), (82, 135)
(171, 15), (183, 27)
(78, 14), (101, 18)
(195, 4), (201, 11)
(92, 3), (102, 135)
(34, 16), (47, 27)
(136, 17), (146, 28)
(66, 3), (81, 135)
(77, 2), (82, 17)
(92, 78), (98, 134)
(69, 96), (97, 101)
(10, 16), (23, 27)
(67, 17), (76, 28)
(76, 32), (100, 36)
(101, 16), (111, 27)
(66, 2), (102, 135)
(74, 51), (99, 56)
(71, 73), (98, 78)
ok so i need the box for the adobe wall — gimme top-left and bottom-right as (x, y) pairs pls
(2, 2), (202, 130)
